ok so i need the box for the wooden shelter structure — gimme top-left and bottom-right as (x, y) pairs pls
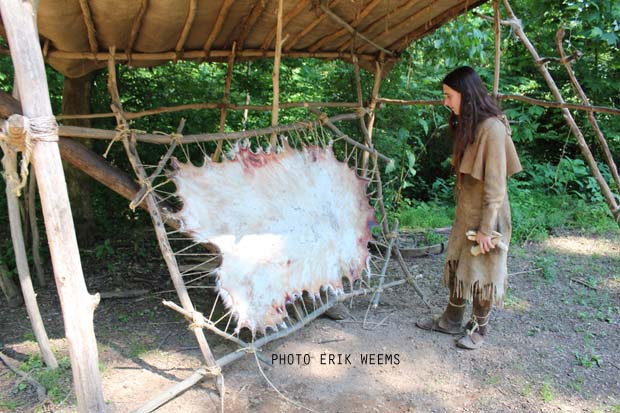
(1, 0), (619, 412)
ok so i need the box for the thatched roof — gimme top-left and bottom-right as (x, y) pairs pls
(2, 0), (486, 77)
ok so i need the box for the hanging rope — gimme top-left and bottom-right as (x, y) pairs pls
(0, 114), (58, 196)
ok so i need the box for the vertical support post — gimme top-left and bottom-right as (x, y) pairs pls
(492, 0), (501, 100)
(361, 58), (383, 177)
(1, 141), (58, 369)
(212, 42), (236, 161)
(353, 56), (371, 173)
(0, 1), (106, 411)
(270, 0), (283, 147)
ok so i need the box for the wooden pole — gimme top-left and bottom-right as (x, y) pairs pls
(500, 0), (619, 223)
(57, 100), (360, 121)
(1, 140), (58, 369)
(212, 42), (236, 161)
(492, 0), (501, 100)
(376, 95), (620, 115)
(555, 28), (620, 193)
(27, 167), (46, 286)
(271, 0), (284, 147)
(353, 56), (372, 149)
(0, 1), (106, 411)
(362, 58), (383, 176)
(57, 111), (365, 144)
(107, 53), (222, 393)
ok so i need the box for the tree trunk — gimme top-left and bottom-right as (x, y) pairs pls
(0, 262), (23, 308)
(62, 74), (97, 246)
(0, 1), (106, 411)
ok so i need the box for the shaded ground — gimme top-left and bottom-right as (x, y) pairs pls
(1, 230), (619, 413)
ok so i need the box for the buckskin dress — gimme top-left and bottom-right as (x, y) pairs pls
(443, 116), (522, 305)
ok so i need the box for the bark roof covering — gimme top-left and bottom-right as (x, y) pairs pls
(2, 0), (486, 77)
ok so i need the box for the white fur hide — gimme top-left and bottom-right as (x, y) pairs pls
(171, 142), (375, 334)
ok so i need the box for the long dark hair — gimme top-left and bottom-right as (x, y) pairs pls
(443, 66), (502, 174)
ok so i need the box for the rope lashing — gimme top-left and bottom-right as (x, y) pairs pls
(187, 310), (206, 330)
(204, 364), (222, 377)
(103, 123), (130, 158)
(1, 115), (58, 196)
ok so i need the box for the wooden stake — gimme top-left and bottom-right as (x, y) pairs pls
(271, 0), (284, 147)
(0, 1), (106, 411)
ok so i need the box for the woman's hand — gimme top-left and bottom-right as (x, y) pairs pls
(475, 231), (494, 254)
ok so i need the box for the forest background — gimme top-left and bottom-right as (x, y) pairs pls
(0, 0), (619, 283)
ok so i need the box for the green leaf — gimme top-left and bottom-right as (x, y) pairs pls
(418, 118), (429, 135)
(590, 26), (604, 38)
(385, 159), (397, 174)
(601, 31), (619, 46)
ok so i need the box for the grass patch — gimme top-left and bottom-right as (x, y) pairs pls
(0, 398), (19, 412)
(510, 189), (617, 243)
(395, 189), (616, 245)
(18, 354), (72, 404)
(396, 201), (454, 230)
(540, 379), (555, 402)
(129, 341), (149, 358)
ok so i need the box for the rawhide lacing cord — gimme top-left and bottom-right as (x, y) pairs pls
(1, 115), (58, 196)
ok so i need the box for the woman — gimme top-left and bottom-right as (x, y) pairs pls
(416, 66), (522, 349)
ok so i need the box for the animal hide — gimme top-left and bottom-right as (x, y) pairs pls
(171, 141), (375, 334)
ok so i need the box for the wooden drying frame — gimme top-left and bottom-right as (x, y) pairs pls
(95, 41), (428, 410)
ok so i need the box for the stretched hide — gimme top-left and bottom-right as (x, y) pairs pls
(171, 142), (375, 334)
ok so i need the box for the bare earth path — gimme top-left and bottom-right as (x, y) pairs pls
(1, 230), (619, 412)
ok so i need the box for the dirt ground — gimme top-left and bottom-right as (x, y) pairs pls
(1, 229), (619, 413)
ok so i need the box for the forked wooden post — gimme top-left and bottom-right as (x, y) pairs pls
(0, 0), (106, 411)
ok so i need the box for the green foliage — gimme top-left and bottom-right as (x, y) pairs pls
(396, 202), (454, 230)
(574, 351), (602, 367)
(19, 354), (72, 404)
(540, 379), (556, 402)
(94, 239), (114, 260)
